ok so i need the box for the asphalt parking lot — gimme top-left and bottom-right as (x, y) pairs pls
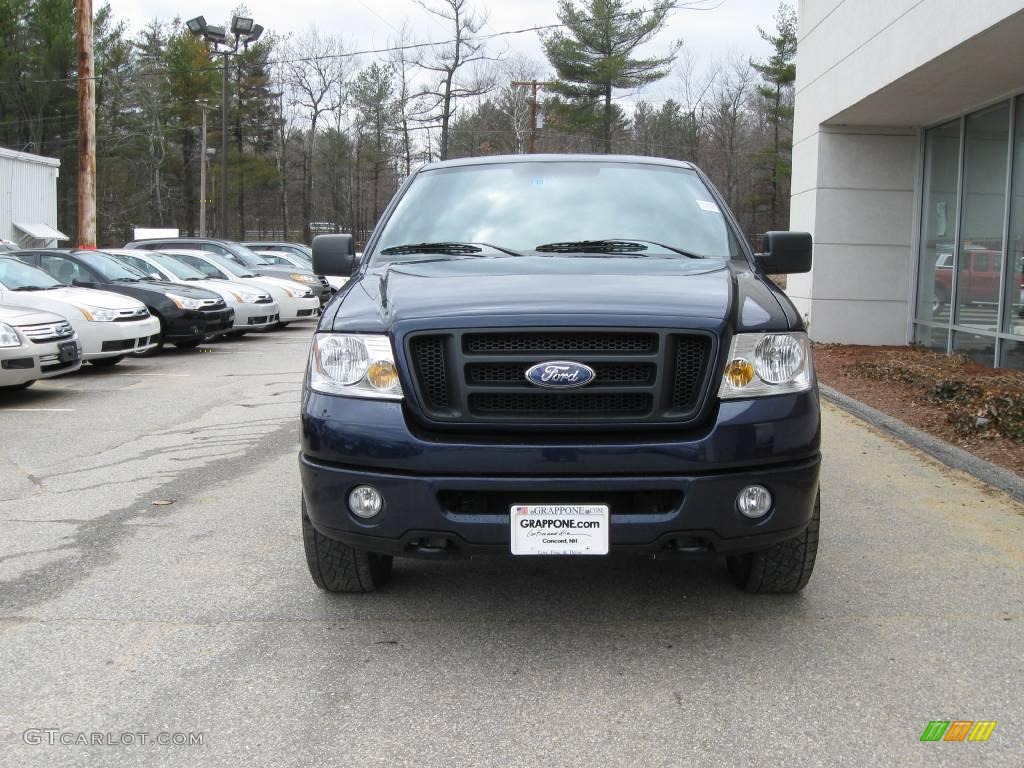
(1, 326), (1022, 767)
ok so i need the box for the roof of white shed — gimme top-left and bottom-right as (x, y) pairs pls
(0, 146), (61, 168)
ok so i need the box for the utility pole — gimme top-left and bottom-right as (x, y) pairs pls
(76, 0), (96, 248)
(198, 104), (215, 237)
(511, 80), (553, 154)
(220, 54), (229, 239)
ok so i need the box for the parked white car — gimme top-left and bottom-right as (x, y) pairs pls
(0, 256), (160, 366)
(0, 305), (82, 390)
(106, 250), (281, 334)
(251, 250), (348, 292)
(158, 249), (321, 325)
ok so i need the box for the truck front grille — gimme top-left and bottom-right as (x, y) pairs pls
(405, 328), (715, 429)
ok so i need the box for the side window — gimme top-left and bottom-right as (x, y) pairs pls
(975, 252), (989, 272)
(121, 255), (158, 277)
(200, 243), (230, 256)
(177, 254), (221, 278)
(39, 254), (84, 285)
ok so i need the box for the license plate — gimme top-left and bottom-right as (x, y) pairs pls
(510, 504), (609, 556)
(58, 341), (79, 363)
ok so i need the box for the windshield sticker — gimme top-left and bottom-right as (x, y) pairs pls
(697, 200), (720, 213)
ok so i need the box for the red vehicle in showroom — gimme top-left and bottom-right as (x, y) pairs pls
(932, 245), (1024, 313)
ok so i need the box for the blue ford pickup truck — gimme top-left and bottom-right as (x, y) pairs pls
(300, 155), (820, 594)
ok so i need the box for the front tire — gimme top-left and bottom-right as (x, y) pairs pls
(89, 355), (124, 367)
(727, 492), (820, 594)
(302, 499), (393, 593)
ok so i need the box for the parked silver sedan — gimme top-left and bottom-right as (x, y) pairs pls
(0, 304), (82, 390)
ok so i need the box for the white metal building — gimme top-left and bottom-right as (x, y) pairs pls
(789, 0), (1024, 368)
(0, 147), (67, 249)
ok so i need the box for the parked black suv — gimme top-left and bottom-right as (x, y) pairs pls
(124, 237), (331, 304)
(15, 249), (234, 350)
(301, 155), (820, 595)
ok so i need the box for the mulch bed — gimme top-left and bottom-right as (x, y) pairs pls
(813, 344), (1024, 476)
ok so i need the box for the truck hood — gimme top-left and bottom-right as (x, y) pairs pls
(325, 256), (794, 332)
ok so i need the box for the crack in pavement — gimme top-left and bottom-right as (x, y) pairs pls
(0, 417), (299, 616)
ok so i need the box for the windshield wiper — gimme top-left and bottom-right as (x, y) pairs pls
(11, 286), (44, 291)
(534, 239), (707, 259)
(380, 241), (524, 257)
(114, 277), (140, 282)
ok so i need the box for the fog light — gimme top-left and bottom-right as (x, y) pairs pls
(737, 485), (772, 518)
(348, 485), (383, 519)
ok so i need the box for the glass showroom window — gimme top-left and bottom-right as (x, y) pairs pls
(953, 102), (1010, 342)
(1003, 96), (1024, 348)
(915, 95), (1024, 369)
(915, 120), (961, 346)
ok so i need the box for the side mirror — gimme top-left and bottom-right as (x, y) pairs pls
(755, 231), (812, 275)
(313, 234), (356, 277)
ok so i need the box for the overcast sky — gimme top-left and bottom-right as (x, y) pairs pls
(105, 0), (782, 106)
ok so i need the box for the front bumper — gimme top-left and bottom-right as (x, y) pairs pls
(278, 296), (321, 323)
(301, 455), (820, 556)
(0, 337), (82, 385)
(163, 307), (235, 341)
(230, 301), (280, 331)
(300, 390), (822, 557)
(85, 316), (161, 359)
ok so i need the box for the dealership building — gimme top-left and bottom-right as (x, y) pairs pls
(788, 0), (1024, 368)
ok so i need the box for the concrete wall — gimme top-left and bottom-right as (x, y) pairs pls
(790, 0), (1024, 344)
(0, 148), (61, 247)
(788, 128), (918, 343)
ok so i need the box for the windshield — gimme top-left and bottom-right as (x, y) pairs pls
(373, 161), (743, 262)
(146, 253), (208, 280)
(0, 257), (61, 289)
(84, 251), (151, 280)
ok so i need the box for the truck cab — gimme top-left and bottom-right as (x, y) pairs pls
(300, 155), (820, 594)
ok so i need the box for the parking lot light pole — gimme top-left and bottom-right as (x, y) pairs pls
(185, 15), (263, 239)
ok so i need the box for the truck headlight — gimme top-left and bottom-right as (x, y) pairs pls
(718, 332), (813, 399)
(311, 334), (403, 400)
(73, 304), (120, 322)
(0, 323), (21, 347)
(167, 293), (204, 310)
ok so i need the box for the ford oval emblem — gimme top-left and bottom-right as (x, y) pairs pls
(525, 361), (596, 389)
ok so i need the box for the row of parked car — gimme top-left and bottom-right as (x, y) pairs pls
(0, 238), (336, 391)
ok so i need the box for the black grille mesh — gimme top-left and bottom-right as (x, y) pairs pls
(470, 392), (652, 416)
(464, 332), (656, 355)
(466, 362), (655, 386)
(410, 336), (450, 409)
(671, 336), (711, 410)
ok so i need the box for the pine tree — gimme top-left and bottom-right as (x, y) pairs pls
(751, 2), (797, 232)
(542, 0), (679, 153)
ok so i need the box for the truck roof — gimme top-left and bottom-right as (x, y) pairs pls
(420, 154), (696, 172)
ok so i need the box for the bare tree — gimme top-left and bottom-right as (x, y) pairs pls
(389, 21), (420, 177)
(497, 55), (542, 154)
(416, 0), (497, 161)
(705, 56), (755, 220)
(285, 29), (352, 243)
